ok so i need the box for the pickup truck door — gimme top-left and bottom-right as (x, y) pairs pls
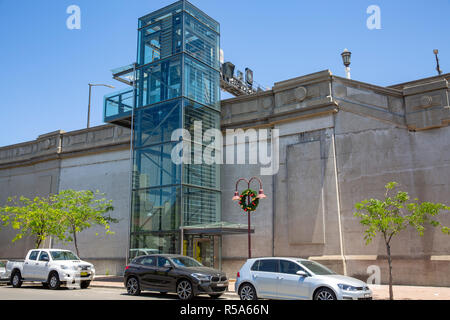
(36, 251), (51, 280)
(23, 250), (40, 279)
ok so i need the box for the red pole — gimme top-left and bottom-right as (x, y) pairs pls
(248, 211), (251, 258)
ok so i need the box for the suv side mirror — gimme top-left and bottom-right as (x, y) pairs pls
(296, 270), (307, 277)
(164, 262), (172, 268)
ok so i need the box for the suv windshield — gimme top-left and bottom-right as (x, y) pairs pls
(170, 256), (203, 268)
(50, 251), (79, 261)
(298, 260), (336, 275)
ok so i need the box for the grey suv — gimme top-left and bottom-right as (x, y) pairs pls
(235, 257), (372, 300)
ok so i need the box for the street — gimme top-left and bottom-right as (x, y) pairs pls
(0, 284), (237, 300)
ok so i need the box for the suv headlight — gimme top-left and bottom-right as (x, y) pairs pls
(338, 284), (359, 291)
(191, 273), (211, 281)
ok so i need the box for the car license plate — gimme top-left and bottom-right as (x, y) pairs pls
(80, 272), (88, 276)
(216, 283), (226, 287)
(364, 293), (370, 298)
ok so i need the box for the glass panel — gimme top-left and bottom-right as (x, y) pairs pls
(138, 13), (182, 65)
(183, 187), (220, 225)
(184, 55), (220, 110)
(183, 99), (220, 138)
(184, 1), (220, 33)
(139, 1), (183, 28)
(131, 187), (181, 233)
(134, 99), (181, 148)
(133, 143), (181, 189)
(130, 233), (180, 258)
(183, 162), (219, 189)
(136, 57), (182, 107)
(184, 12), (219, 70)
(103, 88), (133, 121)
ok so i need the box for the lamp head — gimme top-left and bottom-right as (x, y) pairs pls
(257, 188), (267, 199)
(341, 48), (352, 67)
(232, 190), (240, 201)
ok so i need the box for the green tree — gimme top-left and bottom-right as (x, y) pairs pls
(52, 190), (117, 257)
(0, 196), (66, 249)
(354, 182), (450, 300)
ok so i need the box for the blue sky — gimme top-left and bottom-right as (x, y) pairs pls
(0, 0), (448, 147)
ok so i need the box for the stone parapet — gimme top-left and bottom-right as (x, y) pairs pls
(0, 125), (131, 169)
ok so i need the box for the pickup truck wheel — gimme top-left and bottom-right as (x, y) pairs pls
(80, 281), (90, 289)
(48, 272), (61, 290)
(11, 272), (22, 288)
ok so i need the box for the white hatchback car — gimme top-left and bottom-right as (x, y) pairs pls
(235, 257), (372, 300)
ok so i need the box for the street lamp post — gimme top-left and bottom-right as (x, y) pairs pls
(232, 177), (267, 258)
(433, 49), (443, 75)
(87, 83), (115, 128)
(341, 48), (352, 79)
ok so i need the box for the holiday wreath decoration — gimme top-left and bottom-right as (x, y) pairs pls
(238, 189), (259, 212)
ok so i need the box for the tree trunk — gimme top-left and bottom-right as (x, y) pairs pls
(386, 242), (394, 300)
(72, 226), (80, 257)
(35, 238), (41, 249)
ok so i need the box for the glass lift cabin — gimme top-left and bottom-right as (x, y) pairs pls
(104, 0), (252, 268)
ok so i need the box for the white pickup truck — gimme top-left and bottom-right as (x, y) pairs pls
(6, 249), (95, 289)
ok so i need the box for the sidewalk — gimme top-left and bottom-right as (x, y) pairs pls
(91, 276), (450, 300)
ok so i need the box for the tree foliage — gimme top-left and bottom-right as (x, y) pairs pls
(354, 182), (450, 299)
(0, 196), (66, 249)
(0, 190), (117, 256)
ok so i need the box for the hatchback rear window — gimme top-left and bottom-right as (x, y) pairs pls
(256, 259), (279, 272)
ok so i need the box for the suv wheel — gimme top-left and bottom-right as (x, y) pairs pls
(80, 281), (91, 289)
(239, 283), (257, 300)
(176, 280), (193, 300)
(11, 271), (22, 288)
(126, 277), (141, 296)
(48, 272), (61, 290)
(314, 287), (336, 300)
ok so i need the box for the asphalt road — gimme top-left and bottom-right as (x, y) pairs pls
(0, 283), (236, 300)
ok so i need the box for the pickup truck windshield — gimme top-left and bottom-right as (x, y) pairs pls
(50, 251), (79, 261)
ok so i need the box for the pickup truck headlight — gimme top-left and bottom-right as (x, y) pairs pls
(191, 273), (211, 282)
(338, 284), (359, 291)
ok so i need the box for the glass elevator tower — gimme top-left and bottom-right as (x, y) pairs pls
(104, 0), (221, 267)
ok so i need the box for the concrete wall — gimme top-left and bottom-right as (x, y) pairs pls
(220, 71), (450, 286)
(0, 125), (131, 275)
(55, 150), (131, 275)
(1, 71), (449, 285)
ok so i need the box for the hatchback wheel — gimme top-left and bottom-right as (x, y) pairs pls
(126, 277), (141, 296)
(314, 288), (336, 300)
(177, 280), (193, 300)
(239, 283), (257, 300)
